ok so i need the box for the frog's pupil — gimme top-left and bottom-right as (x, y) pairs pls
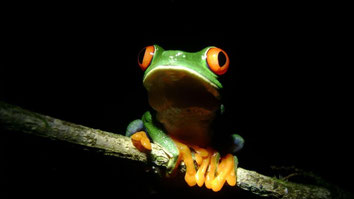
(138, 48), (146, 64)
(218, 52), (227, 67)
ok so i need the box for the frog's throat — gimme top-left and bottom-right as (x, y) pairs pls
(143, 65), (220, 99)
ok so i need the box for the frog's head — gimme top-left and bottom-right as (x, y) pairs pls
(138, 45), (230, 113)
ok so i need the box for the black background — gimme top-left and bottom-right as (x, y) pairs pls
(1, 1), (352, 198)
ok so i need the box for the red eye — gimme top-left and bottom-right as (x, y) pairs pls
(206, 47), (229, 75)
(138, 45), (155, 71)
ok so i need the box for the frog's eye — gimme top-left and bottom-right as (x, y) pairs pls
(138, 45), (155, 71)
(206, 47), (229, 75)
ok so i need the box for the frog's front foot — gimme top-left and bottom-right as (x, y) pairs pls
(130, 131), (152, 152)
(173, 139), (238, 192)
(126, 119), (152, 152)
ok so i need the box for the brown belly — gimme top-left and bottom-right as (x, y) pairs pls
(156, 107), (215, 147)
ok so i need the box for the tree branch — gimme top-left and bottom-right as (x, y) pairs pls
(0, 101), (350, 199)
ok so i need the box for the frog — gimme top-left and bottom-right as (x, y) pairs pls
(126, 45), (244, 192)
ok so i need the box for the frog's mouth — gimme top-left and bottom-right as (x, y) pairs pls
(143, 65), (221, 113)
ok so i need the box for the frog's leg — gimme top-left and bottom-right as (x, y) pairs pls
(126, 113), (180, 173)
(127, 122), (204, 187)
(142, 111), (180, 173)
(229, 134), (245, 153)
(126, 119), (144, 137)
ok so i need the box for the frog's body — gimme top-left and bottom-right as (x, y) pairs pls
(126, 45), (244, 192)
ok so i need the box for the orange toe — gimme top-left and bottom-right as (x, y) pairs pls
(226, 154), (237, 186)
(193, 147), (211, 187)
(205, 151), (219, 189)
(211, 154), (234, 192)
(226, 165), (237, 186)
(131, 131), (151, 151)
(173, 139), (197, 187)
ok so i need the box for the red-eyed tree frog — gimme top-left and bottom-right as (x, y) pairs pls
(126, 45), (244, 192)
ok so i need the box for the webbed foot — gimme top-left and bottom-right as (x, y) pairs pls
(205, 153), (237, 192)
(173, 139), (238, 192)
